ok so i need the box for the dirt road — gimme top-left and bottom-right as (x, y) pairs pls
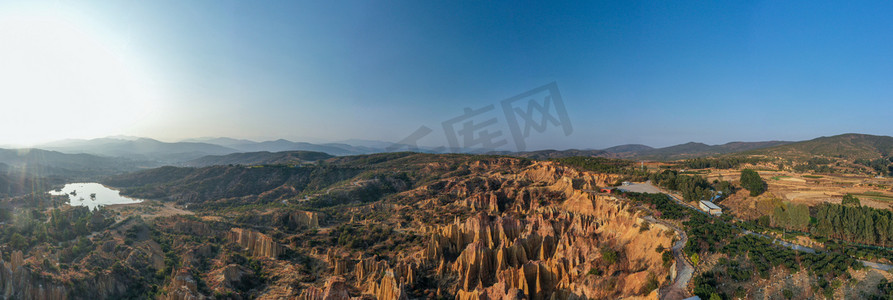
(645, 216), (694, 300)
(588, 183), (696, 299)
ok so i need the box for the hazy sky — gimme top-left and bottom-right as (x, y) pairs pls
(1, 1), (891, 150)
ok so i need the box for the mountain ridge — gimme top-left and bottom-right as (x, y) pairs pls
(504, 140), (793, 160)
(28, 133), (893, 164)
(743, 133), (893, 160)
(183, 150), (334, 167)
(37, 138), (238, 162)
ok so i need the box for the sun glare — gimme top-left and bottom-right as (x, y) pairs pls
(0, 9), (158, 146)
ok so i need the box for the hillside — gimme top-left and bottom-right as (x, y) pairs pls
(746, 133), (893, 160)
(183, 150), (334, 167)
(0, 163), (62, 197)
(0, 148), (145, 179)
(601, 144), (654, 158)
(105, 152), (501, 206)
(632, 140), (791, 160)
(508, 149), (607, 160)
(104, 164), (366, 204)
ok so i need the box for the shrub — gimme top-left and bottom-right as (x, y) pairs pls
(601, 248), (619, 265)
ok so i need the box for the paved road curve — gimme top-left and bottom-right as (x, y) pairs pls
(644, 216), (694, 300)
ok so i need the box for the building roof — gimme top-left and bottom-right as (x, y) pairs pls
(699, 200), (721, 210)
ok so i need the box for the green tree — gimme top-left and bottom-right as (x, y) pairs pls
(740, 169), (767, 196)
(788, 203), (810, 231)
(841, 194), (860, 206)
(773, 205), (790, 229)
(773, 202), (810, 231)
(10, 233), (27, 250)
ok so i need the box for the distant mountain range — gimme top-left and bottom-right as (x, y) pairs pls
(503, 140), (792, 160)
(37, 138), (236, 162)
(506, 134), (893, 162)
(19, 133), (893, 169)
(36, 137), (408, 163)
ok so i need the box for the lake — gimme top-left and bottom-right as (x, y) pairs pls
(48, 183), (142, 210)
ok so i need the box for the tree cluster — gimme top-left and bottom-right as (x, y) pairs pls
(684, 213), (737, 256)
(739, 169), (766, 196)
(842, 194), (861, 206)
(812, 203), (893, 247)
(854, 157), (893, 176)
(649, 170), (714, 202)
(712, 180), (735, 202)
(0, 206), (113, 252)
(681, 157), (764, 169)
(720, 235), (859, 298)
(623, 192), (690, 219)
(792, 158), (837, 173)
(824, 240), (893, 263)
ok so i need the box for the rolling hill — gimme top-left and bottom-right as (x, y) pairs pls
(631, 140), (792, 160)
(744, 133), (893, 160)
(183, 150), (334, 167)
(0, 163), (61, 197)
(0, 148), (145, 179)
(0, 147), (146, 197)
(502, 141), (791, 161)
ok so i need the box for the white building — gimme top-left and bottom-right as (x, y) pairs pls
(699, 200), (722, 216)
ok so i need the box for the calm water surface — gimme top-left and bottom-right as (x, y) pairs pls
(48, 183), (142, 210)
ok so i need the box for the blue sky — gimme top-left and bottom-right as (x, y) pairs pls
(2, 1), (891, 149)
